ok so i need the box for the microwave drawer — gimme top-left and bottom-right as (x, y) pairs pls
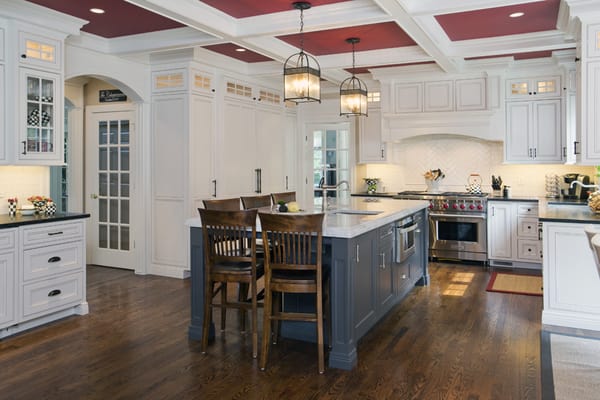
(23, 241), (84, 282)
(22, 272), (84, 318)
(22, 220), (84, 249)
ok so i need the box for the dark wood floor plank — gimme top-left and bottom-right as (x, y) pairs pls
(0, 263), (543, 400)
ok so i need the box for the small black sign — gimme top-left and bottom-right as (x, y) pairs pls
(99, 89), (127, 103)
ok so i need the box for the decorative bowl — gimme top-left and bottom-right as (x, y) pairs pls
(20, 209), (35, 216)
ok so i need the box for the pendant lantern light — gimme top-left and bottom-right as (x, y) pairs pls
(340, 37), (368, 116)
(283, 2), (321, 103)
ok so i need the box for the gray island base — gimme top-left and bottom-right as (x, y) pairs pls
(187, 198), (429, 370)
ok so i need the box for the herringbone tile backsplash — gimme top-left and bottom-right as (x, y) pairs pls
(361, 135), (596, 196)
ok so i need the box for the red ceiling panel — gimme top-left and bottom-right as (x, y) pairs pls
(278, 22), (416, 56)
(203, 43), (274, 63)
(435, 0), (561, 41)
(25, 0), (184, 38)
(198, 0), (351, 19)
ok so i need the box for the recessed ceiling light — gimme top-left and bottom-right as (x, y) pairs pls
(90, 8), (105, 14)
(235, 48), (246, 52)
(510, 12), (524, 18)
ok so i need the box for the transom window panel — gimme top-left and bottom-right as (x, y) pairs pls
(25, 39), (55, 63)
(97, 119), (130, 251)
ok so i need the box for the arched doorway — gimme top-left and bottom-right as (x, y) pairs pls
(64, 76), (144, 273)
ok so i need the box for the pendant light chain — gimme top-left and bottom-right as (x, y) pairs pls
(352, 40), (356, 76)
(299, 7), (305, 52)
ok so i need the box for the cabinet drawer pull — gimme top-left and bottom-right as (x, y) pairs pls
(48, 289), (61, 297)
(47, 256), (62, 263)
(47, 231), (63, 236)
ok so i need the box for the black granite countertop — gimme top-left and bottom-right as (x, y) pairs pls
(487, 195), (540, 202)
(0, 212), (90, 229)
(539, 205), (600, 224)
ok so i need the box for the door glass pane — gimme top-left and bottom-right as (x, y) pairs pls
(109, 121), (118, 144)
(109, 225), (119, 249)
(121, 200), (129, 224)
(99, 121), (108, 144)
(99, 173), (107, 196)
(121, 173), (130, 197)
(99, 199), (107, 222)
(109, 199), (118, 223)
(99, 225), (108, 249)
(121, 226), (130, 251)
(99, 148), (107, 171)
(110, 173), (118, 196)
(325, 130), (336, 148)
(121, 121), (129, 144)
(121, 147), (129, 171)
(110, 147), (118, 170)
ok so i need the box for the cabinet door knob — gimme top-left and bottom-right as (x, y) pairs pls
(21, 54), (27, 59)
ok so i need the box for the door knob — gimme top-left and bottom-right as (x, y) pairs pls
(90, 193), (98, 199)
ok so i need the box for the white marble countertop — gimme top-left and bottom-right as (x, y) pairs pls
(186, 198), (429, 239)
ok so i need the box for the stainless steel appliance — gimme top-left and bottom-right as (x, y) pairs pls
(561, 173), (590, 200)
(394, 215), (418, 263)
(395, 191), (488, 262)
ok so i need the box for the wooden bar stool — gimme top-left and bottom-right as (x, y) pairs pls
(270, 191), (296, 205)
(202, 198), (241, 211)
(198, 208), (263, 358)
(241, 195), (272, 210)
(258, 212), (328, 373)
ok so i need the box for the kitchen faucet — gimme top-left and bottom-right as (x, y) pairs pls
(319, 180), (350, 211)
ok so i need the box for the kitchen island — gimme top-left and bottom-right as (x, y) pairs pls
(186, 198), (429, 370)
(539, 202), (600, 333)
(0, 212), (90, 339)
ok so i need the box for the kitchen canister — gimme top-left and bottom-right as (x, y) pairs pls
(8, 202), (17, 216)
(503, 186), (511, 198)
(45, 201), (56, 215)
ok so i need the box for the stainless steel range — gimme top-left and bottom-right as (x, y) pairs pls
(395, 191), (488, 262)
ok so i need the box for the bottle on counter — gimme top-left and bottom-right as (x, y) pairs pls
(503, 186), (511, 198)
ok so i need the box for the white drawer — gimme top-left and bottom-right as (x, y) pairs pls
(517, 203), (538, 216)
(517, 217), (539, 238)
(23, 241), (83, 281)
(22, 220), (84, 248)
(22, 272), (83, 318)
(0, 229), (16, 251)
(517, 239), (542, 262)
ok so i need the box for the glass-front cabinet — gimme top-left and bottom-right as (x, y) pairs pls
(19, 68), (62, 163)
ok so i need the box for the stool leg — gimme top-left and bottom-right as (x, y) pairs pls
(201, 277), (213, 354)
(316, 288), (325, 374)
(220, 282), (227, 331)
(259, 285), (272, 371)
(251, 279), (258, 358)
(238, 282), (249, 333)
(272, 292), (281, 344)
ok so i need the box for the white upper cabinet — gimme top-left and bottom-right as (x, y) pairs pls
(357, 106), (386, 163)
(455, 78), (486, 110)
(18, 30), (61, 71)
(505, 76), (561, 99)
(18, 68), (62, 162)
(392, 77), (487, 113)
(393, 82), (422, 113)
(424, 81), (453, 112)
(505, 99), (562, 163)
(578, 23), (600, 164)
(586, 23), (600, 59)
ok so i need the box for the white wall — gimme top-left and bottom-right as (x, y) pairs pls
(360, 135), (596, 196)
(0, 166), (49, 213)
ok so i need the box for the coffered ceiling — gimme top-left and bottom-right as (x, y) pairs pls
(24, 0), (578, 84)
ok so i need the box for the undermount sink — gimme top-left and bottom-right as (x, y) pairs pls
(332, 210), (383, 215)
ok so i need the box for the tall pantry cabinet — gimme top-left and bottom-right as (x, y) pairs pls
(150, 57), (296, 277)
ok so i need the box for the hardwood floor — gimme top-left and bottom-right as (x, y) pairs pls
(0, 262), (543, 400)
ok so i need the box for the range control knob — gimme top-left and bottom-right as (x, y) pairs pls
(428, 203), (434, 209)
(469, 204), (475, 210)
(442, 203), (449, 209)
(477, 204), (484, 210)
(459, 203), (466, 210)
(452, 203), (459, 209)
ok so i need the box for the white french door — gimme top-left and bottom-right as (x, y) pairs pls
(85, 105), (136, 270)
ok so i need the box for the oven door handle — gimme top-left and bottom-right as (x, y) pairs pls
(397, 223), (418, 234)
(429, 213), (487, 219)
